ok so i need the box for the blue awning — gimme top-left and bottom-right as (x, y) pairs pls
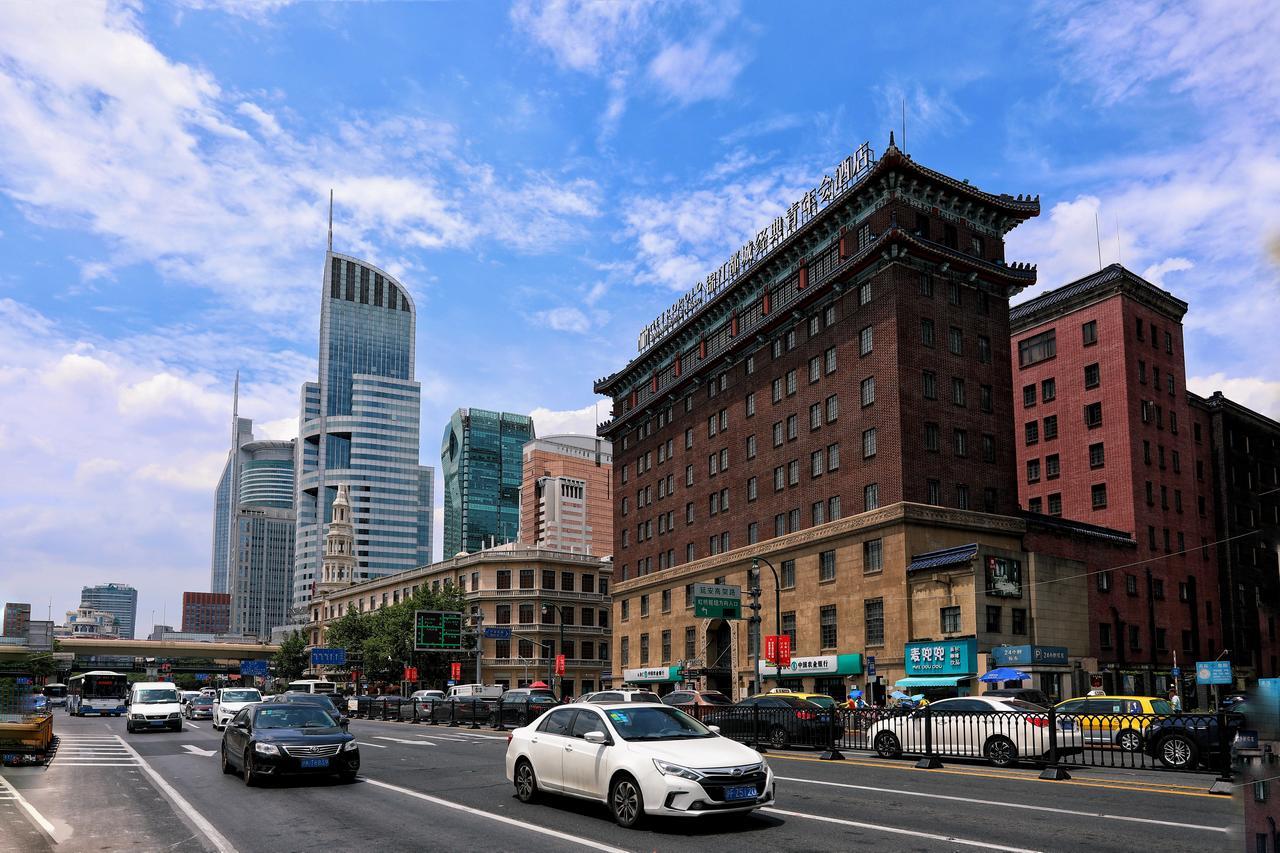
(907, 543), (978, 573)
(895, 676), (972, 687)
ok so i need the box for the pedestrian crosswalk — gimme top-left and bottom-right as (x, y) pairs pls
(51, 735), (139, 768)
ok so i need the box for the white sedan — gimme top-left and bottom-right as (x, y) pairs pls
(212, 687), (262, 730)
(505, 702), (775, 827)
(865, 696), (1084, 767)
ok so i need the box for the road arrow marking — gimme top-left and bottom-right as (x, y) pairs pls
(373, 736), (435, 746)
(182, 745), (216, 757)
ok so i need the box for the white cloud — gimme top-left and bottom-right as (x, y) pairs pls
(509, 0), (661, 74)
(1188, 374), (1280, 420)
(1141, 257), (1194, 287)
(647, 37), (747, 105)
(875, 81), (970, 144)
(534, 306), (592, 334)
(530, 399), (611, 437)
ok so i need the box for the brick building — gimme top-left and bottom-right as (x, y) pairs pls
(1192, 391), (1280, 680)
(595, 135), (1040, 582)
(1009, 265), (1218, 696)
(518, 434), (614, 557)
(181, 592), (231, 635)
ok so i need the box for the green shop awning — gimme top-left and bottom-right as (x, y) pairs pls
(895, 676), (972, 687)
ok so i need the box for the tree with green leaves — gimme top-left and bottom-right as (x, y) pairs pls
(272, 630), (309, 682)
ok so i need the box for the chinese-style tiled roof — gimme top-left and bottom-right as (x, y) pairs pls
(907, 543), (979, 573)
(1010, 263), (1188, 331)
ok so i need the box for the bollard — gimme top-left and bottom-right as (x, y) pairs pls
(493, 700), (504, 731)
(1039, 706), (1071, 780)
(470, 699), (482, 730)
(410, 702), (419, 724)
(752, 704), (768, 754)
(915, 705), (942, 769)
(428, 702), (439, 725)
(449, 701), (460, 727)
(820, 706), (845, 761)
(1208, 711), (1235, 795)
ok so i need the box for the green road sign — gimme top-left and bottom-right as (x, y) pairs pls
(414, 610), (463, 651)
(693, 583), (742, 619)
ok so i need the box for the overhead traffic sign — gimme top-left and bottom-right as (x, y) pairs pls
(415, 610), (464, 651)
(482, 627), (512, 639)
(311, 648), (346, 666)
(693, 583), (741, 619)
(239, 659), (268, 677)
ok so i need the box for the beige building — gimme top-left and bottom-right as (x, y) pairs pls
(310, 545), (613, 697)
(519, 434), (613, 557)
(611, 502), (1119, 703)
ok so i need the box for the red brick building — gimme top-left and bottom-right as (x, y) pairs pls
(181, 592), (231, 635)
(1009, 265), (1218, 695)
(595, 135), (1040, 582)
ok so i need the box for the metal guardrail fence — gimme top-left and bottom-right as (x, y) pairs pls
(348, 697), (552, 730)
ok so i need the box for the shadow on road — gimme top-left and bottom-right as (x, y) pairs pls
(505, 791), (784, 837)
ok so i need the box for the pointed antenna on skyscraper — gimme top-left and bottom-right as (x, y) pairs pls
(327, 189), (334, 251)
(233, 369), (240, 420)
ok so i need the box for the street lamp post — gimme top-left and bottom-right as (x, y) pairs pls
(752, 557), (783, 688)
(541, 603), (572, 700)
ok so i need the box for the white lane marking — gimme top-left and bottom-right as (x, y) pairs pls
(775, 776), (1228, 833)
(186, 723), (201, 729)
(763, 807), (1042, 852)
(0, 774), (56, 838)
(363, 778), (627, 852)
(373, 736), (435, 746)
(113, 736), (235, 853)
(53, 762), (142, 767)
(181, 745), (217, 757)
(356, 741), (388, 748)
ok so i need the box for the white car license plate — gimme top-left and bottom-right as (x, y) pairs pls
(724, 785), (756, 801)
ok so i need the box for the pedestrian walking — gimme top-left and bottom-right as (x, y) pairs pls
(1168, 687), (1182, 713)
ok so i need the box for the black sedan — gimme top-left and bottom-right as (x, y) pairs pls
(703, 695), (834, 749)
(220, 703), (359, 785)
(496, 688), (559, 727)
(1143, 712), (1245, 769)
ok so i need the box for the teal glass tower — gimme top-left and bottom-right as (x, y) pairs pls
(294, 247), (434, 615)
(441, 408), (534, 556)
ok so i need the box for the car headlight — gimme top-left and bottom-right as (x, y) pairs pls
(254, 742), (280, 756)
(342, 740), (359, 752)
(652, 759), (704, 781)
(168, 712), (180, 719)
(130, 713), (144, 720)
(759, 758), (770, 775)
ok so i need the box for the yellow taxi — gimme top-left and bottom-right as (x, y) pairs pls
(1053, 695), (1174, 752)
(752, 690), (838, 710)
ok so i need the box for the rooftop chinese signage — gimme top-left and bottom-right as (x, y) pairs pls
(905, 638), (978, 676)
(636, 142), (876, 353)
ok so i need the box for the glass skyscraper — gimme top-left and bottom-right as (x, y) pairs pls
(441, 408), (534, 556)
(294, 251), (434, 614)
(79, 583), (137, 640)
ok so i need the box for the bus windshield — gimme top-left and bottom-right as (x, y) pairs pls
(74, 673), (128, 699)
(43, 684), (67, 699)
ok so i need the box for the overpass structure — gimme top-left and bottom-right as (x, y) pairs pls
(0, 638), (279, 662)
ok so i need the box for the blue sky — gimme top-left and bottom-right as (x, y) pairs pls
(1, 0), (1276, 636)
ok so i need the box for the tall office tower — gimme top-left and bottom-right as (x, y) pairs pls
(441, 408), (535, 556)
(3, 603), (31, 637)
(518, 434), (614, 556)
(1010, 265), (1218, 693)
(181, 592), (231, 634)
(210, 378), (254, 594)
(79, 583), (137, 639)
(294, 247), (435, 614)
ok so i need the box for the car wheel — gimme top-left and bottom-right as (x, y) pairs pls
(221, 746), (236, 775)
(1116, 729), (1143, 752)
(1158, 734), (1198, 769)
(873, 731), (902, 759)
(513, 759), (538, 803)
(125, 721), (134, 734)
(767, 726), (790, 750)
(243, 750), (257, 786)
(609, 774), (645, 828)
(984, 735), (1018, 768)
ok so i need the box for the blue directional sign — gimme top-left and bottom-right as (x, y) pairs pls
(1170, 666), (1181, 677)
(866, 656), (876, 677)
(483, 627), (512, 640)
(1195, 660), (1233, 685)
(239, 660), (268, 677)
(310, 648), (347, 667)
(195, 673), (209, 682)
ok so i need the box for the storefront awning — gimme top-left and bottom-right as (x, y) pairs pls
(895, 676), (971, 687)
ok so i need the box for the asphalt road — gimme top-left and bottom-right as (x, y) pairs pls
(0, 710), (1238, 852)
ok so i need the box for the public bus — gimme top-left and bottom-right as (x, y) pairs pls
(285, 679), (337, 695)
(67, 671), (129, 716)
(41, 683), (68, 708)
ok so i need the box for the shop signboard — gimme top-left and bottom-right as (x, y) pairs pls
(623, 666), (682, 684)
(989, 645), (1068, 667)
(905, 638), (978, 676)
(756, 653), (861, 678)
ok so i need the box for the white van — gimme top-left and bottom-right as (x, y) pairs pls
(446, 684), (502, 700)
(213, 687), (263, 730)
(285, 679), (337, 695)
(126, 682), (183, 733)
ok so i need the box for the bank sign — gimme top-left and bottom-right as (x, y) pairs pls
(905, 638), (978, 676)
(623, 666), (682, 684)
(757, 653), (862, 678)
(636, 143), (876, 353)
(989, 645), (1068, 667)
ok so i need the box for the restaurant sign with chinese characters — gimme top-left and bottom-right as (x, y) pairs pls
(904, 638), (978, 676)
(636, 142), (876, 353)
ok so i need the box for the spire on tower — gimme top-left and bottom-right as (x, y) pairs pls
(327, 188), (334, 252)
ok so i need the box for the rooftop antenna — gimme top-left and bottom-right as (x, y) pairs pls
(1094, 210), (1103, 270)
(327, 188), (334, 252)
(1114, 215), (1122, 267)
(901, 97), (907, 154)
(232, 369), (240, 421)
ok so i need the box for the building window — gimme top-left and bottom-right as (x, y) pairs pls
(497, 570), (511, 590)
(921, 318), (935, 347)
(772, 378), (783, 403)
(1027, 459), (1041, 483)
(747, 476), (757, 502)
(1011, 608), (1027, 635)
(746, 392), (756, 417)
(982, 434), (996, 463)
(1043, 415), (1058, 440)
(978, 335), (991, 364)
(1025, 421), (1039, 445)
(986, 605), (1002, 633)
(860, 377), (875, 407)
(927, 478), (941, 505)
(859, 281), (872, 305)
(519, 569), (534, 589)
(819, 549), (836, 582)
(826, 395), (839, 422)
(1091, 483), (1107, 509)
(1045, 453), (1059, 479)
(923, 370), (937, 400)
(825, 346), (837, 374)
(1041, 378), (1056, 402)
(941, 606), (961, 633)
(865, 599), (884, 646)
(660, 589), (671, 613)
(820, 605), (838, 649)
(860, 326), (873, 356)
(639, 633), (649, 664)
(1084, 363), (1100, 389)
(1089, 442), (1105, 468)
(864, 483), (880, 511)
(1082, 320), (1098, 345)
(685, 626), (696, 660)
(786, 370), (797, 396)
(746, 434), (757, 459)
(1023, 384), (1037, 408)
(956, 484), (970, 510)
(812, 449), (824, 477)
(1018, 330), (1056, 367)
(1128, 625), (1140, 651)
(925, 422), (940, 452)
(863, 428), (878, 458)
(1047, 493), (1062, 516)
(829, 495), (842, 520)
(952, 377), (966, 407)
(1084, 402), (1103, 428)
(1028, 497), (1042, 513)
(1125, 573), (1138, 595)
(828, 443), (840, 471)
(1099, 623), (1112, 650)
(948, 327), (963, 356)
(781, 559), (796, 589)
(809, 356), (821, 383)
(864, 538), (883, 573)
(954, 429), (968, 458)
(1097, 571), (1111, 592)
(810, 402), (822, 431)
(980, 384), (993, 413)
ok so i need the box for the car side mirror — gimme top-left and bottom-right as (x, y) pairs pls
(708, 725), (721, 734)
(583, 730), (608, 744)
